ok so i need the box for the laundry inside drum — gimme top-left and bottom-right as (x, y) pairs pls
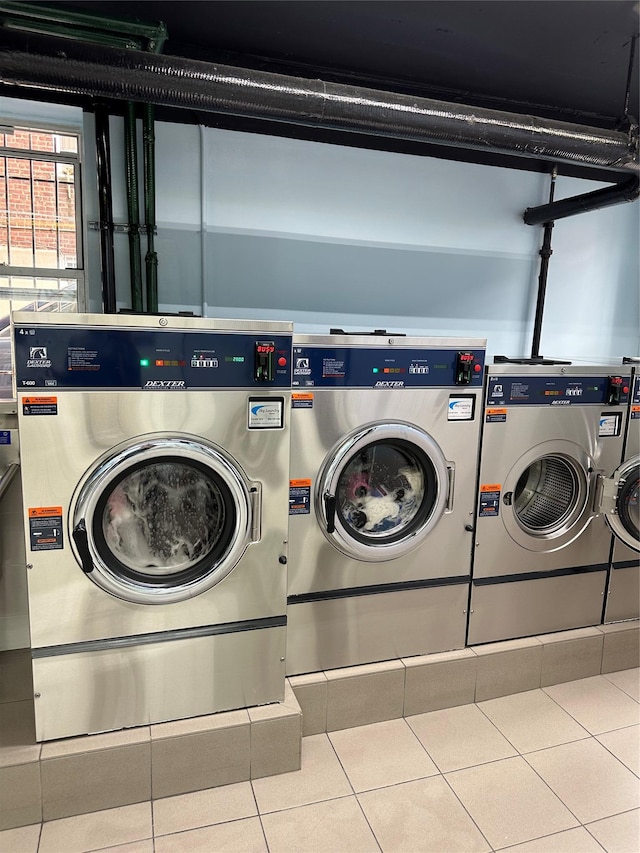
(513, 455), (580, 534)
(102, 461), (226, 574)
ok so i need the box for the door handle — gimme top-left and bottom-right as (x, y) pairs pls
(324, 492), (336, 533)
(72, 519), (94, 574)
(445, 465), (456, 512)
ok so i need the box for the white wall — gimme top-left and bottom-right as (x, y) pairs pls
(3, 96), (636, 361)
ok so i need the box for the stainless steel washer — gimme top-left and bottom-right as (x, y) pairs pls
(286, 332), (486, 675)
(13, 312), (292, 740)
(468, 362), (632, 645)
(602, 365), (639, 622)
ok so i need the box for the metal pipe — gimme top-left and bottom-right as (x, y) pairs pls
(143, 103), (158, 313)
(530, 169), (557, 360)
(124, 102), (143, 312)
(94, 104), (116, 314)
(0, 35), (636, 175)
(523, 175), (640, 225)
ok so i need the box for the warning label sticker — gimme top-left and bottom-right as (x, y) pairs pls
(0, 430), (11, 445)
(631, 405), (640, 420)
(289, 479), (312, 515)
(22, 396), (58, 416)
(485, 408), (507, 423)
(29, 507), (64, 551)
(292, 393), (314, 409)
(479, 484), (501, 518)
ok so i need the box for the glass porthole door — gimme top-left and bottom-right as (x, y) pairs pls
(600, 456), (640, 552)
(500, 441), (593, 552)
(316, 422), (451, 562)
(71, 437), (256, 604)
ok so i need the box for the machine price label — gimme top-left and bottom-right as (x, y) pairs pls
(479, 484), (501, 518)
(28, 506), (64, 551)
(0, 430), (10, 445)
(292, 393), (314, 409)
(21, 396), (58, 416)
(485, 407), (507, 423)
(289, 479), (311, 515)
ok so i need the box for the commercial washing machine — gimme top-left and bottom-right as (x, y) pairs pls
(467, 361), (632, 645)
(286, 331), (486, 675)
(602, 363), (639, 622)
(13, 312), (292, 740)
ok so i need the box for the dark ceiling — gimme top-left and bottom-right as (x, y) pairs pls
(11, 1), (640, 177)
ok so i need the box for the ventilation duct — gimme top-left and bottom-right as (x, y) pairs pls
(0, 35), (637, 175)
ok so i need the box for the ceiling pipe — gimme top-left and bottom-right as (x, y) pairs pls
(523, 174), (640, 225)
(0, 34), (637, 176)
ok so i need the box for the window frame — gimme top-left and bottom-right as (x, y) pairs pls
(0, 120), (87, 313)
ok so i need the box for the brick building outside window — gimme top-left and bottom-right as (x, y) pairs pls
(0, 124), (85, 396)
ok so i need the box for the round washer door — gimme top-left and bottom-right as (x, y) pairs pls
(500, 440), (593, 552)
(602, 456), (640, 552)
(316, 422), (450, 562)
(71, 437), (254, 604)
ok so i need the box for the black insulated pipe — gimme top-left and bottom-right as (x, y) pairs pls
(530, 169), (557, 360)
(523, 175), (640, 225)
(0, 35), (637, 175)
(94, 104), (116, 314)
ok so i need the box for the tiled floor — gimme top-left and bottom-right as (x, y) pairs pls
(2, 669), (638, 853)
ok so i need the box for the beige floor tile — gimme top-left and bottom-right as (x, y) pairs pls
(251, 733), (351, 814)
(499, 826), (604, 852)
(0, 699), (40, 767)
(260, 795), (378, 853)
(478, 689), (590, 753)
(597, 725), (640, 776)
(91, 842), (154, 853)
(543, 675), (640, 734)
(586, 809), (640, 853)
(0, 822), (40, 853)
(154, 816), (267, 853)
(38, 802), (152, 853)
(407, 703), (517, 772)
(525, 739), (640, 824)
(153, 781), (257, 837)
(603, 668), (640, 702)
(358, 775), (490, 852)
(445, 756), (578, 849)
(329, 718), (438, 793)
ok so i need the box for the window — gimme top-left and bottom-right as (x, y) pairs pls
(0, 124), (84, 395)
(0, 125), (85, 311)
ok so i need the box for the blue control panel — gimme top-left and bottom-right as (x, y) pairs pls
(486, 374), (631, 406)
(14, 324), (292, 389)
(292, 346), (485, 388)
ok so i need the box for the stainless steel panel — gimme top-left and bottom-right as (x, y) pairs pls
(12, 311), (293, 334)
(285, 584), (468, 675)
(604, 563), (640, 623)
(288, 388), (481, 595)
(292, 332), (486, 350)
(33, 625), (286, 741)
(467, 572), (607, 645)
(19, 391), (290, 647)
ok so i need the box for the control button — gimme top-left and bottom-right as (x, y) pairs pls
(474, 363), (482, 373)
(624, 385), (630, 394)
(278, 356), (287, 367)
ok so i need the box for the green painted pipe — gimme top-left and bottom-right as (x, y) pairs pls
(143, 103), (158, 314)
(125, 102), (143, 313)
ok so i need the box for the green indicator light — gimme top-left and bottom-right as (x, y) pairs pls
(372, 367), (379, 373)
(139, 359), (149, 367)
